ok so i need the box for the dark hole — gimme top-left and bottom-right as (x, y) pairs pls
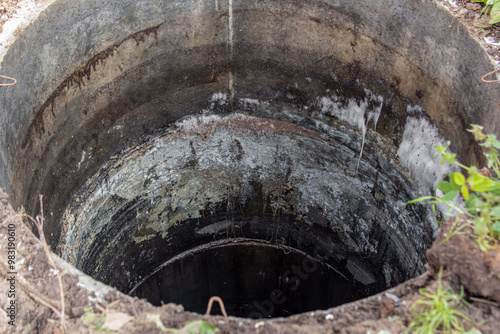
(131, 240), (365, 318)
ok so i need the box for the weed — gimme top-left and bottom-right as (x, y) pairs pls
(81, 307), (108, 332)
(408, 125), (500, 251)
(473, 0), (500, 25)
(146, 314), (218, 334)
(406, 268), (474, 334)
(178, 320), (218, 334)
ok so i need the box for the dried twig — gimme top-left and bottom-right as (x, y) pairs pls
(22, 196), (67, 332)
(469, 296), (499, 306)
(0, 257), (61, 311)
(481, 69), (500, 83)
(0, 75), (17, 86)
(205, 296), (228, 317)
(25, 290), (63, 319)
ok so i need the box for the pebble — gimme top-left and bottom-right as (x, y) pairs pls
(473, 16), (493, 29)
(385, 293), (400, 306)
(457, 8), (469, 17)
(466, 3), (482, 11)
(255, 321), (265, 329)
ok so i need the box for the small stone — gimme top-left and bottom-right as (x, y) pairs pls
(473, 16), (493, 29)
(466, 3), (482, 11)
(457, 8), (469, 17)
(71, 307), (86, 317)
(102, 312), (133, 331)
(385, 292), (400, 306)
(381, 297), (395, 318)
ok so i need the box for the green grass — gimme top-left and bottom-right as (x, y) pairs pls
(406, 268), (475, 334)
(146, 314), (219, 334)
(473, 0), (500, 25)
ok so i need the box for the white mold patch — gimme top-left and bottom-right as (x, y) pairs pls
(397, 117), (458, 195)
(209, 92), (228, 104)
(319, 89), (384, 170)
(239, 98), (260, 106)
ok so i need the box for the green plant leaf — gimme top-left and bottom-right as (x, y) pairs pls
(82, 309), (96, 325)
(412, 125), (500, 252)
(453, 172), (466, 186)
(407, 196), (437, 204)
(436, 181), (455, 194)
(490, 206), (500, 218)
(461, 185), (470, 200)
(182, 321), (218, 334)
(465, 194), (483, 212)
(471, 178), (497, 192)
(491, 3), (500, 24)
(442, 190), (459, 202)
(470, 174), (486, 187)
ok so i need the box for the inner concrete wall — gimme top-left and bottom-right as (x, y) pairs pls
(0, 0), (498, 226)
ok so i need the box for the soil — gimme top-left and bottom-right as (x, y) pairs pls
(439, 0), (500, 67)
(1, 1), (500, 333)
(0, 1), (26, 34)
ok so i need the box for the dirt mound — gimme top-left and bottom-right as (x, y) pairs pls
(428, 214), (500, 304)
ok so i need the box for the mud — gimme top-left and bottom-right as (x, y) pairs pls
(428, 214), (500, 304)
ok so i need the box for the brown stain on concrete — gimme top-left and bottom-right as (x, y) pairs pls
(21, 23), (163, 150)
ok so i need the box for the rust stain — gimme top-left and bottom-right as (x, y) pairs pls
(21, 23), (164, 150)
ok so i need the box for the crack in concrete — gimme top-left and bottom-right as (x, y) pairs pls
(228, 0), (235, 104)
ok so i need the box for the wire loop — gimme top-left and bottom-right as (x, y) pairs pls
(481, 69), (500, 83)
(0, 75), (17, 86)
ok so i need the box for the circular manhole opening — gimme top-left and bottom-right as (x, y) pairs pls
(0, 0), (498, 327)
(58, 113), (432, 318)
(131, 240), (359, 318)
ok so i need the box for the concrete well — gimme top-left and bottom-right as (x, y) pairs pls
(0, 0), (498, 319)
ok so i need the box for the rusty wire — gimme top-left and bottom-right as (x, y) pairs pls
(0, 74), (17, 86)
(205, 296), (228, 317)
(481, 69), (500, 83)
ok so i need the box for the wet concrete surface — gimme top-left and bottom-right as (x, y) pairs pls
(58, 111), (434, 315)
